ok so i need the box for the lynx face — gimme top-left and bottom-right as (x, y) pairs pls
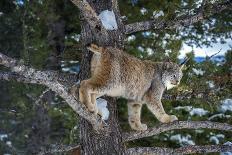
(162, 63), (183, 90)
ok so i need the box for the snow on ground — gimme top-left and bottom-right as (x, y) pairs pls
(140, 7), (148, 15)
(146, 47), (154, 55)
(174, 106), (209, 117)
(96, 98), (109, 120)
(209, 134), (225, 144)
(189, 108), (208, 117)
(0, 134), (8, 141)
(219, 99), (232, 113)
(174, 106), (193, 111)
(153, 10), (164, 18)
(138, 46), (145, 52)
(170, 134), (195, 146)
(99, 10), (118, 30)
(206, 81), (215, 88)
(192, 68), (205, 75)
(127, 35), (136, 42)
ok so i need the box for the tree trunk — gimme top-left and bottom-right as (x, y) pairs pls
(78, 1), (126, 154)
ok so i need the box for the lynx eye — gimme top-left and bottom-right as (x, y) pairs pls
(173, 75), (176, 78)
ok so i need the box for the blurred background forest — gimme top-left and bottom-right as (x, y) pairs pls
(0, 0), (231, 154)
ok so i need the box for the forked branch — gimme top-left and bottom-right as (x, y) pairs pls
(123, 121), (232, 142)
(125, 0), (232, 34)
(126, 144), (232, 155)
(0, 52), (104, 130)
(70, 0), (104, 31)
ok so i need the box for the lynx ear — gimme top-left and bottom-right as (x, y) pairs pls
(163, 62), (170, 70)
(180, 57), (190, 70)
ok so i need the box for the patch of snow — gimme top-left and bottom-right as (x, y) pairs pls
(219, 99), (232, 113)
(120, 16), (127, 21)
(96, 98), (109, 121)
(0, 12), (3, 16)
(208, 113), (231, 120)
(6, 141), (12, 147)
(206, 81), (215, 88)
(142, 31), (152, 37)
(195, 0), (203, 8)
(138, 46), (144, 52)
(190, 108), (208, 117)
(174, 106), (193, 112)
(62, 67), (70, 72)
(153, 10), (164, 18)
(146, 48), (153, 55)
(195, 129), (204, 134)
(0, 134), (8, 141)
(99, 10), (118, 30)
(14, 0), (24, 6)
(71, 34), (81, 42)
(140, 8), (148, 15)
(170, 134), (195, 146)
(192, 68), (205, 75)
(209, 134), (225, 144)
(127, 35), (136, 42)
(69, 60), (79, 64)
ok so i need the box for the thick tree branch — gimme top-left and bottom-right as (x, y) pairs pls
(70, 0), (104, 31)
(125, 0), (232, 34)
(123, 121), (232, 142)
(126, 144), (232, 155)
(0, 52), (104, 130)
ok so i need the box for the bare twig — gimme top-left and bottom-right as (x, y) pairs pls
(125, 0), (232, 34)
(208, 48), (222, 60)
(0, 52), (104, 130)
(123, 121), (232, 142)
(34, 89), (51, 105)
(126, 144), (232, 155)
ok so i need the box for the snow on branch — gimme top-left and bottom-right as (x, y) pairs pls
(123, 121), (232, 142)
(126, 144), (232, 155)
(70, 0), (106, 31)
(125, 0), (232, 34)
(0, 52), (104, 130)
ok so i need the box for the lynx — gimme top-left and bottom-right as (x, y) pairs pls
(72, 44), (184, 131)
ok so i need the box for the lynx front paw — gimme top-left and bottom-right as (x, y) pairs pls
(169, 115), (178, 122)
(129, 121), (148, 131)
(160, 114), (178, 123)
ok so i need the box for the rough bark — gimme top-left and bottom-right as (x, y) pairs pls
(78, 0), (126, 155)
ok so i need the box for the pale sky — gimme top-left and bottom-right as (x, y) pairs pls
(179, 39), (232, 58)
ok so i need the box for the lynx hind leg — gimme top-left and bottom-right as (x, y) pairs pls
(128, 102), (147, 131)
(79, 80), (96, 113)
(146, 101), (178, 123)
(91, 93), (98, 115)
